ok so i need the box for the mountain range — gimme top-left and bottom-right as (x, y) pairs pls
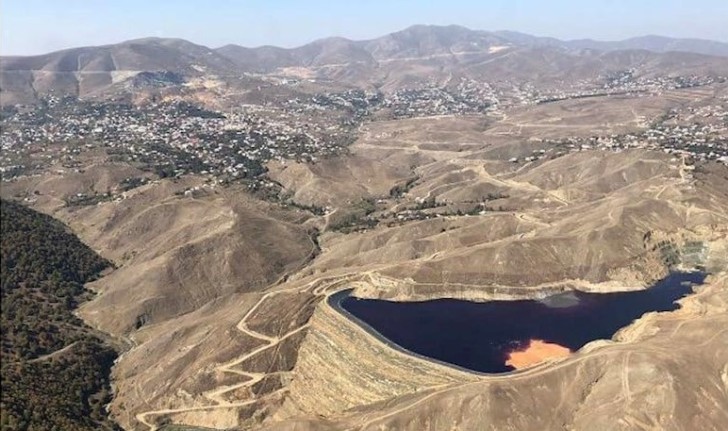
(2, 24), (728, 105)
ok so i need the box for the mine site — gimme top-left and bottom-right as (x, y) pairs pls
(1, 2), (727, 431)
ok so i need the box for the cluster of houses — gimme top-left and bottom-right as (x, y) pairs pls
(2, 71), (726, 192)
(286, 73), (724, 121)
(1, 97), (353, 182)
(532, 73), (725, 104)
(381, 81), (499, 118)
(285, 89), (383, 125)
(284, 79), (502, 120)
(530, 103), (728, 165)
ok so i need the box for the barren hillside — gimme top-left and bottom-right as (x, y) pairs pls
(2, 23), (727, 431)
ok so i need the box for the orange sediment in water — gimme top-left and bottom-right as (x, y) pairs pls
(505, 339), (571, 369)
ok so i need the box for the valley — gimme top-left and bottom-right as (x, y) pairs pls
(1, 23), (727, 431)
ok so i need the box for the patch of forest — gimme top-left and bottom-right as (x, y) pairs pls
(0, 199), (119, 431)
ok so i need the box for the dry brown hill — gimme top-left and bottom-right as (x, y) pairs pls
(2, 53), (727, 431)
(4, 145), (726, 431)
(0, 38), (237, 104)
(2, 172), (317, 335)
(5, 25), (728, 104)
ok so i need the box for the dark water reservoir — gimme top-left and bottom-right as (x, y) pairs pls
(330, 272), (706, 373)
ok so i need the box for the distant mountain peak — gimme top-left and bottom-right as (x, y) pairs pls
(2, 24), (728, 105)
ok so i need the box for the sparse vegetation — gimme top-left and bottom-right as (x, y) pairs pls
(285, 200), (326, 216)
(389, 176), (419, 198)
(118, 176), (150, 192)
(64, 192), (114, 207)
(330, 198), (379, 233)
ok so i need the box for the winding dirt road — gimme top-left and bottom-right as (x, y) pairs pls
(135, 276), (349, 430)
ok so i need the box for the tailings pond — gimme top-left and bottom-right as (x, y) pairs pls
(330, 272), (706, 373)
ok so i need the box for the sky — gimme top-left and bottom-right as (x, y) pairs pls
(2, 0), (727, 55)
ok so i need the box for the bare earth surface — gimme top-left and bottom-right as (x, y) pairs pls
(2, 82), (727, 430)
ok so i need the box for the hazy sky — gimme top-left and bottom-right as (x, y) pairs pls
(2, 0), (727, 55)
